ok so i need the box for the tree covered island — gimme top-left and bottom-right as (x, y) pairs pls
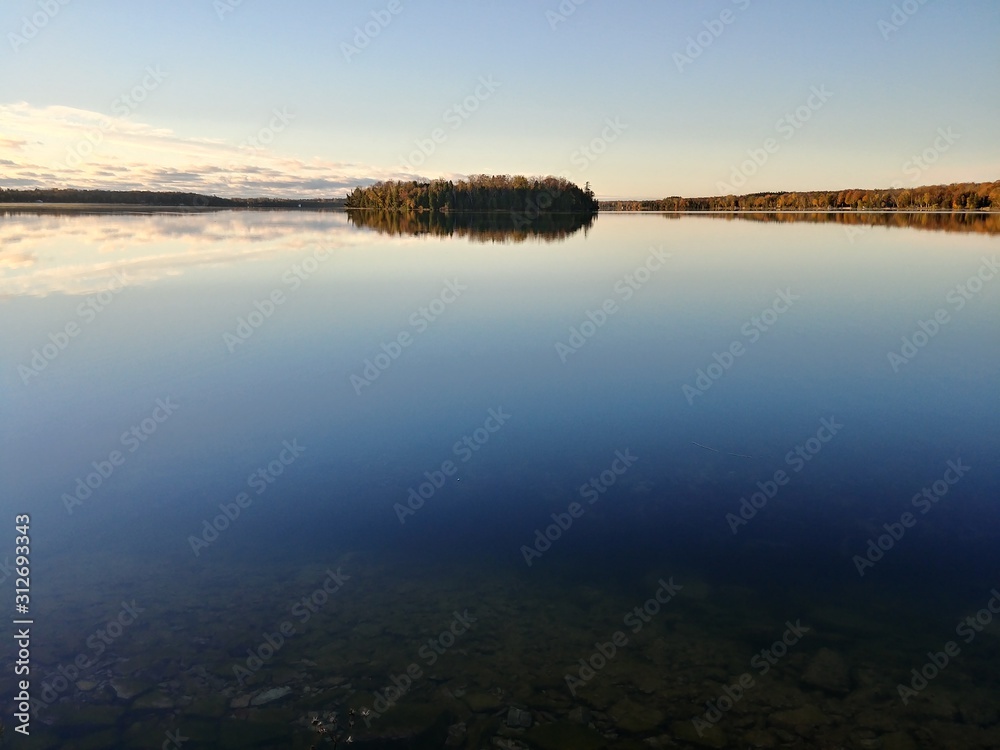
(344, 175), (599, 214)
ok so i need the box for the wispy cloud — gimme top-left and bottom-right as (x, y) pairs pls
(0, 102), (431, 198)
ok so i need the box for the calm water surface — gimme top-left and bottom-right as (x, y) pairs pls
(2, 210), (998, 748)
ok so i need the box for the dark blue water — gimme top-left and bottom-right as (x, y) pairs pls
(2, 209), (998, 748)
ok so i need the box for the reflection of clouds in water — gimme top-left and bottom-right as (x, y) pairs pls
(1, 210), (354, 247)
(0, 211), (374, 297)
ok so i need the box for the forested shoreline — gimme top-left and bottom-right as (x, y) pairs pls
(3, 181), (998, 212)
(601, 181), (1000, 212)
(0, 188), (344, 208)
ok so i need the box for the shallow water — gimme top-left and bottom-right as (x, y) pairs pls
(2, 209), (999, 748)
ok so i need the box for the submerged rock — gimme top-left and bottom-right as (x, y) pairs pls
(525, 721), (606, 750)
(958, 694), (999, 726)
(492, 739), (530, 750)
(73, 727), (119, 749)
(250, 686), (291, 706)
(47, 703), (126, 729)
(506, 706), (532, 728)
(609, 697), (664, 733)
(670, 719), (728, 748)
(444, 721), (467, 747)
(355, 704), (453, 747)
(132, 691), (174, 709)
(229, 694), (251, 709)
(463, 690), (503, 713)
(881, 730), (918, 750)
(742, 727), (778, 747)
(187, 693), (229, 717)
(643, 735), (675, 749)
(801, 647), (851, 694)
(109, 678), (147, 701)
(903, 692), (956, 720)
(769, 704), (831, 734)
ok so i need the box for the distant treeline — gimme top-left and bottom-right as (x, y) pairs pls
(0, 188), (345, 208)
(601, 181), (1000, 212)
(345, 175), (599, 213)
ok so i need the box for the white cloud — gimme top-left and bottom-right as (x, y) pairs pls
(0, 102), (430, 198)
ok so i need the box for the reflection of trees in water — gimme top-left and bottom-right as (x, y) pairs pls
(667, 211), (1000, 236)
(346, 210), (596, 243)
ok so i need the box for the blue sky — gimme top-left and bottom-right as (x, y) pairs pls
(1, 0), (998, 198)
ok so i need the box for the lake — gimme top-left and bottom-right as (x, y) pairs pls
(2, 208), (999, 748)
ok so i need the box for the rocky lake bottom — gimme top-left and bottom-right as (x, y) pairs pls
(9, 548), (1000, 750)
